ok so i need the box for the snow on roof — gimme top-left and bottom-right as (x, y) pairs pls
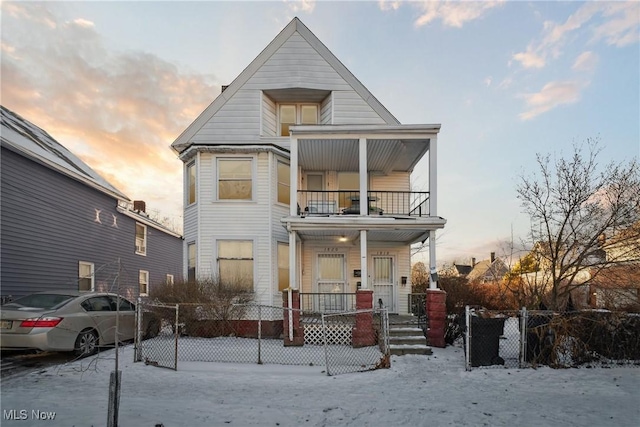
(0, 105), (129, 201)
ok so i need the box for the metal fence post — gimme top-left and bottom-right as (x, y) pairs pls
(288, 289), (294, 342)
(321, 313), (330, 376)
(174, 304), (179, 371)
(519, 307), (527, 369)
(257, 305), (262, 365)
(135, 297), (143, 363)
(465, 305), (471, 371)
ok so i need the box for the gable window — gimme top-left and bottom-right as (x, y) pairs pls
(79, 261), (94, 292)
(187, 161), (196, 205)
(277, 242), (289, 292)
(277, 161), (290, 205)
(218, 158), (253, 200)
(187, 242), (196, 282)
(135, 223), (147, 255)
(218, 240), (253, 288)
(279, 104), (318, 136)
(139, 270), (149, 296)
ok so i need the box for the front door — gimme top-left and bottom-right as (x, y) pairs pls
(317, 253), (346, 311)
(372, 256), (395, 312)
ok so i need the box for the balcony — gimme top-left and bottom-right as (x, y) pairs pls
(298, 190), (429, 217)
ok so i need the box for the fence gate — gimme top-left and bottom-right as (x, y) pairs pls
(135, 300), (178, 371)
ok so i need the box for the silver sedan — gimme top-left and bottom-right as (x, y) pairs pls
(0, 291), (159, 357)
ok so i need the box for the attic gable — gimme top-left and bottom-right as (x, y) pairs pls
(171, 17), (399, 154)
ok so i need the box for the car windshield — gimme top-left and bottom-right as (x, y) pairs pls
(2, 294), (76, 310)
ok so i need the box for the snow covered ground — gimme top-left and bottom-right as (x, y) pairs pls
(1, 342), (638, 427)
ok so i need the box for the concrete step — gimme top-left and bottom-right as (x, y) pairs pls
(389, 327), (424, 337)
(389, 336), (428, 346)
(390, 344), (433, 356)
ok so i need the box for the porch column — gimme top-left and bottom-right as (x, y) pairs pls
(426, 289), (446, 348)
(428, 136), (437, 216)
(289, 231), (297, 290)
(429, 230), (437, 290)
(360, 230), (368, 289)
(359, 137), (368, 215)
(290, 135), (298, 216)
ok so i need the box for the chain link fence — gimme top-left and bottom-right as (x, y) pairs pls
(134, 301), (390, 375)
(463, 306), (640, 370)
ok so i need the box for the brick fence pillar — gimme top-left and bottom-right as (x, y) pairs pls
(282, 289), (304, 346)
(426, 289), (447, 348)
(352, 289), (376, 347)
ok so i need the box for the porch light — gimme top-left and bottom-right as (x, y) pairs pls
(339, 235), (348, 242)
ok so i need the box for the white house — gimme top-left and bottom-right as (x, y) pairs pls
(171, 18), (446, 315)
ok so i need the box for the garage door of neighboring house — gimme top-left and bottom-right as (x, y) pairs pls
(317, 253), (346, 312)
(373, 256), (395, 313)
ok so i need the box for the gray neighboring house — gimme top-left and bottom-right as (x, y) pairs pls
(1, 106), (182, 301)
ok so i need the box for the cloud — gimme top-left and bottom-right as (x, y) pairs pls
(379, 0), (504, 28)
(518, 80), (585, 120)
(572, 51), (598, 72)
(283, 0), (316, 14)
(1, 3), (218, 224)
(484, 77), (492, 87)
(513, 2), (639, 70)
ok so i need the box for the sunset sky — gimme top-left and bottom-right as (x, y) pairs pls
(2, 1), (639, 265)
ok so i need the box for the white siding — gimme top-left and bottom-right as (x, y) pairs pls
(262, 93), (277, 137)
(320, 93), (332, 124)
(191, 90), (261, 142)
(371, 172), (410, 191)
(332, 91), (387, 125)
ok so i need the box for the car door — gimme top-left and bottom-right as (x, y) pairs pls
(81, 296), (117, 345)
(109, 296), (136, 342)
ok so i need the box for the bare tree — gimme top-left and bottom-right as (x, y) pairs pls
(516, 138), (640, 310)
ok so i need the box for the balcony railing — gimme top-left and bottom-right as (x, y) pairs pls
(300, 292), (357, 313)
(298, 190), (429, 217)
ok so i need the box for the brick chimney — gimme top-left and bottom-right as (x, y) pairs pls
(490, 252), (495, 263)
(471, 257), (476, 267)
(133, 200), (146, 213)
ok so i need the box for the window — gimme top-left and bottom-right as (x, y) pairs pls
(279, 104), (318, 136)
(79, 262), (94, 292)
(277, 161), (290, 205)
(187, 243), (196, 282)
(81, 296), (114, 312)
(139, 270), (149, 296)
(135, 223), (147, 255)
(277, 243), (289, 292)
(218, 240), (253, 287)
(187, 162), (196, 205)
(218, 158), (253, 200)
(166, 274), (174, 285)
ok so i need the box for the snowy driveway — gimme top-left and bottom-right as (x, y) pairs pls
(0, 343), (638, 426)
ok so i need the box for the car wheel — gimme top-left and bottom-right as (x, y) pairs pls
(74, 329), (98, 357)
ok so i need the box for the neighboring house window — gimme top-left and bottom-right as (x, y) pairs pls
(279, 104), (318, 136)
(277, 161), (290, 205)
(218, 240), (253, 287)
(187, 161), (196, 205)
(218, 158), (253, 200)
(139, 270), (149, 296)
(277, 242), (289, 292)
(187, 242), (196, 282)
(78, 261), (94, 292)
(135, 223), (147, 255)
(166, 274), (174, 285)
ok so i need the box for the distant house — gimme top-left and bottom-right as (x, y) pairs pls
(0, 106), (183, 301)
(439, 261), (473, 278)
(467, 252), (509, 283)
(170, 18), (445, 314)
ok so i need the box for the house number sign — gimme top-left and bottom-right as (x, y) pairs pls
(374, 251), (390, 255)
(323, 248), (340, 252)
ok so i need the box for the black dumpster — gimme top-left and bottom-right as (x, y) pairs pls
(470, 317), (507, 367)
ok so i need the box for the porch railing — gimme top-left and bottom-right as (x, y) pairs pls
(408, 293), (428, 334)
(298, 190), (430, 217)
(300, 292), (357, 313)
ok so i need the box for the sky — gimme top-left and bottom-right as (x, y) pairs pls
(1, 336), (639, 426)
(1, 1), (639, 266)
